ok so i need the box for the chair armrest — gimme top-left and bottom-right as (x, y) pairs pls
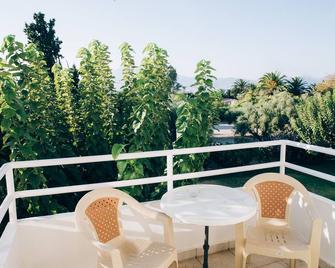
(129, 202), (175, 247)
(157, 211), (175, 247)
(92, 241), (124, 267)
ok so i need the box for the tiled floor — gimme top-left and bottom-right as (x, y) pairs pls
(178, 250), (308, 268)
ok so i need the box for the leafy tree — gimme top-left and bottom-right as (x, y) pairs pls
(174, 60), (217, 173)
(120, 42), (136, 95)
(117, 43), (173, 200)
(230, 79), (250, 99)
(168, 65), (183, 91)
(292, 90), (335, 147)
(0, 35), (67, 216)
(114, 42), (137, 144)
(287, 77), (309, 95)
(258, 72), (287, 94)
(128, 43), (172, 152)
(69, 64), (80, 105)
(24, 12), (63, 77)
(77, 40), (116, 155)
(235, 91), (297, 141)
(1, 37), (72, 159)
(308, 83), (317, 94)
(52, 64), (78, 145)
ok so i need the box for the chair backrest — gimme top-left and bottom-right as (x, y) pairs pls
(244, 173), (314, 225)
(75, 188), (139, 244)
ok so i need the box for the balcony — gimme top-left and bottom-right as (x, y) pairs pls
(0, 140), (334, 268)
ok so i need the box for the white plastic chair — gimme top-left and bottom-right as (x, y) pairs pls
(240, 173), (322, 268)
(75, 188), (178, 268)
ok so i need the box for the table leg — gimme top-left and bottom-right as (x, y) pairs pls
(235, 222), (245, 268)
(203, 225), (209, 268)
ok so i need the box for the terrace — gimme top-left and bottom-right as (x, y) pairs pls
(0, 139), (334, 268)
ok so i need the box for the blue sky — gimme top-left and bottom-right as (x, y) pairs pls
(1, 0), (334, 80)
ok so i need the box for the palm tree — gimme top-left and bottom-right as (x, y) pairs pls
(286, 77), (309, 95)
(308, 83), (317, 94)
(248, 83), (257, 91)
(230, 79), (249, 98)
(259, 72), (286, 94)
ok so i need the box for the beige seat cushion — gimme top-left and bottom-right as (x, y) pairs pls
(124, 242), (176, 268)
(246, 225), (309, 255)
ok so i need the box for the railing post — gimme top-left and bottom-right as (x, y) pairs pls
(167, 153), (174, 191)
(6, 168), (17, 222)
(280, 142), (286, 174)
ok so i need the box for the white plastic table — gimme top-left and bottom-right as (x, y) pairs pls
(160, 184), (257, 268)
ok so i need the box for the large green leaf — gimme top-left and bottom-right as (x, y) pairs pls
(112, 143), (125, 160)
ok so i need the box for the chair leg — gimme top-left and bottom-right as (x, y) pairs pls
(168, 260), (178, 268)
(97, 260), (103, 268)
(290, 259), (296, 268)
(235, 222), (245, 268)
(309, 257), (319, 268)
(242, 254), (248, 268)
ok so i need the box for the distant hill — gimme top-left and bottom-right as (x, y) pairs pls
(323, 74), (335, 81)
(299, 75), (322, 84)
(177, 75), (254, 92)
(315, 73), (335, 92)
(113, 69), (323, 92)
(178, 75), (323, 92)
(114, 70), (244, 92)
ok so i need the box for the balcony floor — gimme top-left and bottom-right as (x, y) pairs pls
(179, 250), (308, 268)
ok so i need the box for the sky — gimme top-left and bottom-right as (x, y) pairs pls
(0, 0), (334, 80)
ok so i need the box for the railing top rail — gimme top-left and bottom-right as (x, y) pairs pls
(6, 140), (285, 170)
(285, 140), (335, 157)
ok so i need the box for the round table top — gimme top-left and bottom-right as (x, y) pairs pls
(160, 184), (257, 226)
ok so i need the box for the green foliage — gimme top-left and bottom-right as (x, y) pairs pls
(224, 73), (314, 141)
(112, 144), (125, 160)
(235, 91), (297, 141)
(0, 35), (67, 216)
(24, 12), (62, 76)
(116, 43), (173, 200)
(220, 105), (242, 124)
(77, 40), (116, 154)
(168, 65), (183, 91)
(258, 71), (287, 94)
(128, 43), (172, 152)
(69, 64), (80, 107)
(230, 79), (250, 99)
(114, 42), (137, 144)
(210, 90), (241, 123)
(174, 60), (217, 173)
(287, 77), (309, 96)
(120, 42), (136, 94)
(292, 90), (335, 147)
(52, 64), (78, 144)
(0, 36), (38, 162)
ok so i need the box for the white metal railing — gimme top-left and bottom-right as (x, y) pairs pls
(0, 139), (335, 227)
